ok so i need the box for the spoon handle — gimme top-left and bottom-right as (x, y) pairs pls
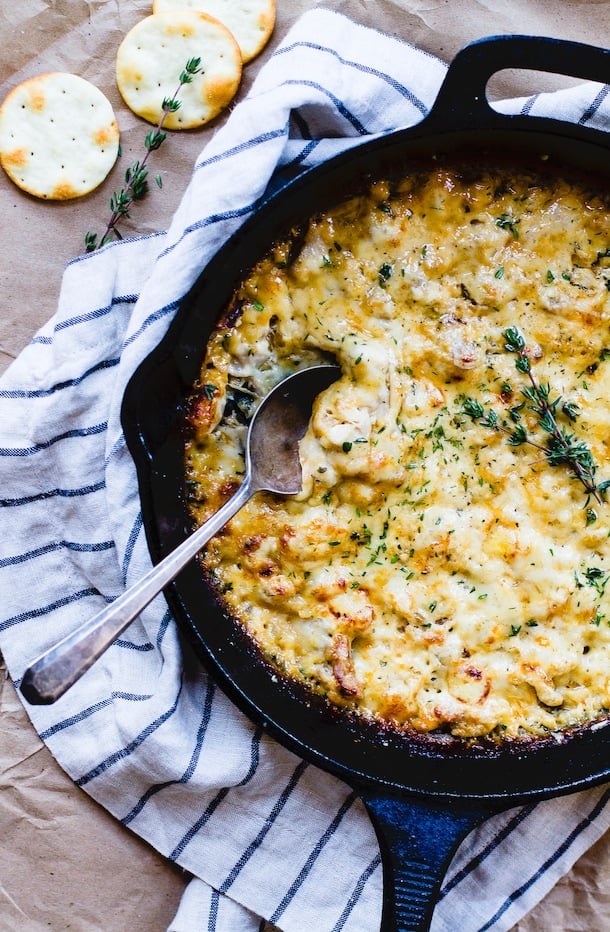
(20, 478), (254, 705)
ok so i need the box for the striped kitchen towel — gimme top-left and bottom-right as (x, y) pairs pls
(2, 8), (610, 931)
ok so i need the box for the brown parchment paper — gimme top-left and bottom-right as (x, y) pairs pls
(2, 1), (610, 928)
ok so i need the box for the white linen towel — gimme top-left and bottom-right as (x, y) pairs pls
(1, 9), (610, 931)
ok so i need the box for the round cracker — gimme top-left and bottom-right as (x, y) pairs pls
(116, 12), (242, 129)
(152, 0), (275, 63)
(0, 72), (119, 200)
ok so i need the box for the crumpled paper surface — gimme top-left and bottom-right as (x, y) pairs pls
(2, 1), (610, 929)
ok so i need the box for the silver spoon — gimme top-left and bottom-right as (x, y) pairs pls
(21, 363), (340, 706)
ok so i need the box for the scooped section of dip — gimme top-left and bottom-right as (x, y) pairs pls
(185, 158), (610, 740)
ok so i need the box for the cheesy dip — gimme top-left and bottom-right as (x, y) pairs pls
(185, 158), (610, 741)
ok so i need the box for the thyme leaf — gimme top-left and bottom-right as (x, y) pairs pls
(496, 213), (520, 239)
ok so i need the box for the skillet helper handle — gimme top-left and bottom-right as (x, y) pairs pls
(428, 34), (610, 127)
(362, 792), (494, 931)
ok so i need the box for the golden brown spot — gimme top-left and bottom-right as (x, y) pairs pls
(93, 124), (117, 146)
(261, 575), (295, 598)
(167, 22), (195, 37)
(219, 480), (239, 499)
(433, 705), (459, 723)
(28, 89), (46, 111)
(190, 391), (219, 438)
(3, 148), (28, 167)
(279, 527), (295, 549)
(140, 107), (163, 125)
(119, 66), (144, 88)
(201, 75), (240, 113)
(423, 630), (446, 645)
(52, 181), (79, 200)
(258, 563), (275, 578)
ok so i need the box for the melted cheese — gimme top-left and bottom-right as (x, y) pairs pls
(185, 159), (610, 740)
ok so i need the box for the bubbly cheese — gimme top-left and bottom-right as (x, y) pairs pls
(185, 158), (610, 740)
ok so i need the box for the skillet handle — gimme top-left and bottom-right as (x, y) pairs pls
(361, 792), (495, 931)
(428, 34), (610, 127)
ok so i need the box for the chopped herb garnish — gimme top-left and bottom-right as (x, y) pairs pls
(496, 212), (520, 239)
(378, 262), (393, 285)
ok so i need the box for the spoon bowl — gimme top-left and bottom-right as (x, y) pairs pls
(21, 363), (340, 705)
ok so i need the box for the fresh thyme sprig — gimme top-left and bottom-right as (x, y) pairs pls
(85, 57), (202, 251)
(462, 325), (610, 505)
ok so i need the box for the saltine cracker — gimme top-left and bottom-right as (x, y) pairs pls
(152, 0), (275, 63)
(116, 11), (242, 129)
(0, 72), (119, 200)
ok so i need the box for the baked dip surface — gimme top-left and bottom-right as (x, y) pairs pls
(185, 158), (610, 740)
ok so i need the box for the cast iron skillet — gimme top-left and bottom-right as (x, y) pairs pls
(122, 35), (610, 931)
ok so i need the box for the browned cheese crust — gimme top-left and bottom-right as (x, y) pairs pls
(185, 158), (610, 740)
